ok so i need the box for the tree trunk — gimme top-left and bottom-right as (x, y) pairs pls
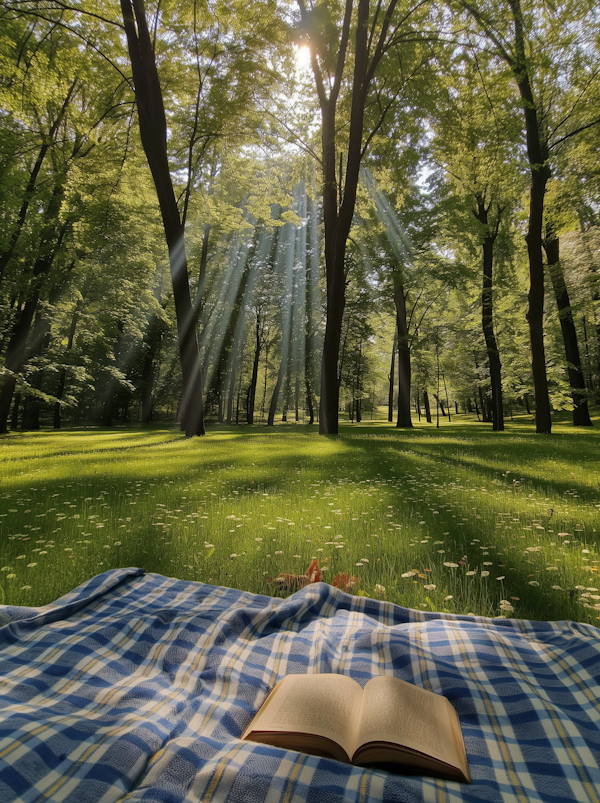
(226, 359), (236, 425)
(388, 333), (397, 422)
(21, 376), (42, 431)
(462, 0), (553, 432)
(306, 379), (314, 425)
(247, 315), (262, 425)
(10, 393), (21, 430)
(394, 280), (413, 427)
(194, 223), (211, 318)
(54, 374), (68, 429)
(423, 390), (432, 423)
(443, 372), (451, 423)
(261, 341), (269, 422)
(319, 255), (345, 433)
(0, 294), (41, 433)
(281, 386), (289, 422)
(543, 227), (592, 426)
(218, 390), (223, 424)
(54, 295), (83, 429)
(226, 248), (256, 425)
(101, 320), (125, 427)
(22, 271), (71, 431)
(318, 102), (347, 435)
(581, 316), (595, 395)
(21, 309), (48, 431)
(120, 0), (204, 436)
(473, 353), (489, 422)
(268, 357), (286, 426)
(235, 366), (242, 424)
(308, 0), (390, 434)
(478, 386), (488, 423)
(0, 174), (69, 433)
(356, 341), (362, 424)
(474, 197), (504, 431)
(510, 0), (552, 433)
(525, 166), (552, 433)
(140, 311), (166, 424)
(140, 354), (155, 424)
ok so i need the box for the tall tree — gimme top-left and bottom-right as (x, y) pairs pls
(543, 224), (592, 425)
(474, 197), (505, 430)
(362, 168), (449, 429)
(119, 0), (286, 435)
(295, 0), (434, 433)
(0, 24), (105, 433)
(430, 51), (524, 431)
(455, 0), (600, 432)
(119, 0), (206, 436)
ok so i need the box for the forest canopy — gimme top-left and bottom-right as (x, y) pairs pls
(1, 0), (599, 437)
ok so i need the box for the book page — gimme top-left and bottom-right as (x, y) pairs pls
(245, 674), (363, 760)
(354, 675), (461, 767)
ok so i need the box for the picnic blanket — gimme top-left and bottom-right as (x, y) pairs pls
(0, 568), (599, 803)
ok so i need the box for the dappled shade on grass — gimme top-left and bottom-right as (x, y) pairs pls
(0, 412), (599, 624)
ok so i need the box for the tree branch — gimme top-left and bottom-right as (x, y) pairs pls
(296, 0), (328, 107)
(1, 1), (124, 29)
(550, 114), (600, 150)
(331, 0), (354, 105)
(458, 0), (514, 67)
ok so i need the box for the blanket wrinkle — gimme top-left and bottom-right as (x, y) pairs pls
(0, 569), (599, 803)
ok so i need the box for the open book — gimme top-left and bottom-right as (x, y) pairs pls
(242, 673), (470, 783)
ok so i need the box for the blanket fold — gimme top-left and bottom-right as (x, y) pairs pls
(0, 569), (598, 803)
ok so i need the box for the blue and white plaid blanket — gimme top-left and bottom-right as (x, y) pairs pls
(0, 567), (599, 802)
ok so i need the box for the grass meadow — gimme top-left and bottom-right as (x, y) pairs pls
(1, 410), (599, 624)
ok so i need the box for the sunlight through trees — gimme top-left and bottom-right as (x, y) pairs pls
(1, 0), (599, 434)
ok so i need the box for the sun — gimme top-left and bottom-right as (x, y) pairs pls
(295, 45), (312, 70)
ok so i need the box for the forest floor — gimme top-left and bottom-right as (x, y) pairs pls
(1, 409), (599, 624)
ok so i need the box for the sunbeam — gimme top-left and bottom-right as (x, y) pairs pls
(362, 168), (412, 262)
(200, 238), (251, 394)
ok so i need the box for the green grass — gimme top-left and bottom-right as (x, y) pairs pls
(1, 410), (599, 624)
